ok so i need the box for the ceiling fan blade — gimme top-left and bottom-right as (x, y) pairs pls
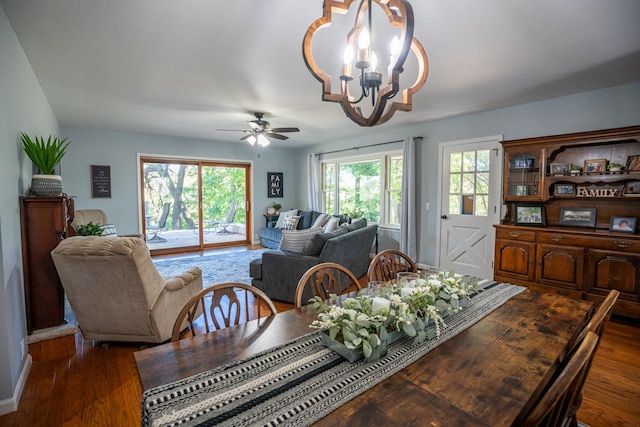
(269, 127), (299, 133)
(265, 133), (289, 140)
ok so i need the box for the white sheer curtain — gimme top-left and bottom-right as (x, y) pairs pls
(400, 137), (417, 260)
(307, 153), (320, 211)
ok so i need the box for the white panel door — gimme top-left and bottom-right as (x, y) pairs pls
(437, 137), (502, 279)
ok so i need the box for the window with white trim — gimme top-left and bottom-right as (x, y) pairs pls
(321, 151), (402, 227)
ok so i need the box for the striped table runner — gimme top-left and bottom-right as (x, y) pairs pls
(142, 281), (525, 427)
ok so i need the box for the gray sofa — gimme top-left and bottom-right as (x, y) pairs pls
(251, 223), (378, 303)
(259, 210), (342, 249)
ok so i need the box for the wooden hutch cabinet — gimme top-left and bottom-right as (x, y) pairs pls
(20, 195), (74, 333)
(494, 125), (640, 319)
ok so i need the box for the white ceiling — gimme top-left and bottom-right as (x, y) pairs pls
(2, 0), (640, 147)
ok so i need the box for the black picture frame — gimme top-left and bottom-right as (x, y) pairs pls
(609, 216), (637, 233)
(514, 204), (546, 226)
(559, 208), (596, 227)
(91, 165), (111, 198)
(267, 172), (283, 198)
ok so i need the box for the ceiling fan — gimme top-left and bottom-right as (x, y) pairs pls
(216, 112), (300, 146)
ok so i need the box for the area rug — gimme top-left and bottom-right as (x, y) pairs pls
(153, 249), (266, 286)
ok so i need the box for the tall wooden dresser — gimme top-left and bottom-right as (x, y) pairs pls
(19, 195), (74, 333)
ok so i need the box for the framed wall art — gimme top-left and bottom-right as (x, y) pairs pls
(609, 216), (636, 233)
(514, 204), (546, 226)
(91, 165), (111, 198)
(267, 172), (283, 198)
(559, 208), (596, 227)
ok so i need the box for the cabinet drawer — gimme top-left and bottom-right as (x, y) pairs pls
(537, 232), (593, 246)
(596, 238), (640, 253)
(496, 228), (536, 242)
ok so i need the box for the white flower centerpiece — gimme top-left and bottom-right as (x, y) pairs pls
(309, 271), (479, 363)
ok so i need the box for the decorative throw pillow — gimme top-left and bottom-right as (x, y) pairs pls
(99, 224), (117, 236)
(279, 227), (323, 253)
(346, 218), (367, 231)
(281, 215), (301, 230)
(323, 216), (340, 232)
(311, 213), (331, 229)
(302, 233), (327, 255)
(275, 209), (298, 229)
(303, 227), (349, 255)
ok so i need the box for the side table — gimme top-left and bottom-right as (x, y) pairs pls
(264, 214), (279, 228)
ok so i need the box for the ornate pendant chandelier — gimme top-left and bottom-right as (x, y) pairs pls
(303, 0), (428, 127)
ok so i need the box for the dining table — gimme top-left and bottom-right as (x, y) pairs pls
(134, 281), (593, 427)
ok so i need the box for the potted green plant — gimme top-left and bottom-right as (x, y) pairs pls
(21, 133), (71, 196)
(608, 162), (624, 173)
(271, 202), (282, 215)
(570, 164), (583, 176)
(73, 221), (104, 236)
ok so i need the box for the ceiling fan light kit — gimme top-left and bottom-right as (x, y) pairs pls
(303, 0), (429, 127)
(216, 112), (299, 147)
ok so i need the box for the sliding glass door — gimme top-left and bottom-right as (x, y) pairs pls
(140, 157), (251, 254)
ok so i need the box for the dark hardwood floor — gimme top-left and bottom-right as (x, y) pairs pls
(1, 247), (639, 426)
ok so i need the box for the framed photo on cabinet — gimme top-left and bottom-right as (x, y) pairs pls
(609, 216), (636, 233)
(626, 155), (640, 172)
(623, 181), (640, 197)
(550, 163), (569, 176)
(514, 204), (546, 226)
(584, 159), (606, 174)
(559, 208), (596, 227)
(554, 183), (575, 197)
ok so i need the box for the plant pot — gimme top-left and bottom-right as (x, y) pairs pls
(30, 174), (63, 196)
(321, 328), (406, 363)
(570, 170), (581, 176)
(609, 167), (621, 174)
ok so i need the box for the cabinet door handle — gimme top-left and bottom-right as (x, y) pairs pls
(614, 241), (631, 249)
(509, 232), (520, 238)
(550, 235), (564, 242)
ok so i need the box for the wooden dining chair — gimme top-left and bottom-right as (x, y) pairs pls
(295, 262), (363, 308)
(522, 331), (600, 427)
(367, 249), (418, 282)
(564, 289), (619, 427)
(171, 282), (277, 341)
(569, 289), (619, 354)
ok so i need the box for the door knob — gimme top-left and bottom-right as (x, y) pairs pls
(441, 215), (448, 220)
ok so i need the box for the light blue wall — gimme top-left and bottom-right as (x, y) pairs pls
(0, 6), (59, 408)
(59, 127), (299, 243)
(2, 0), (640, 409)
(296, 82), (640, 265)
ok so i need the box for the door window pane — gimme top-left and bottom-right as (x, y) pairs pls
(447, 149), (490, 217)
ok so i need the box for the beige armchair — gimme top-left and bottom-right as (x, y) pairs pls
(51, 236), (203, 343)
(72, 209), (143, 239)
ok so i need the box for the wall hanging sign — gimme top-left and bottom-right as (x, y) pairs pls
(91, 165), (111, 198)
(267, 172), (283, 198)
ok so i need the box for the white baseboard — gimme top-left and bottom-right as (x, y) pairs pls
(0, 354), (32, 416)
